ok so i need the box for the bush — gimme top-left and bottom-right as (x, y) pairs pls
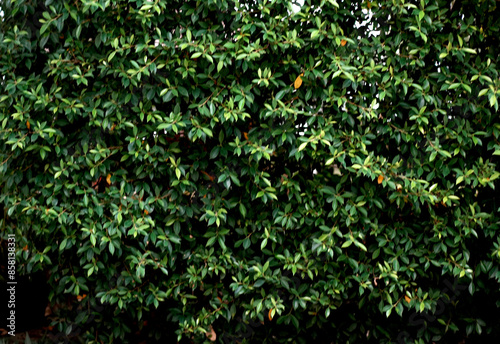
(1, 0), (499, 343)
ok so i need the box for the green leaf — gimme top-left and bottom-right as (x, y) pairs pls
(478, 88), (489, 97)
(342, 241), (353, 248)
(429, 151), (437, 162)
(178, 86), (188, 97)
(75, 25), (82, 39)
(462, 48), (477, 54)
(298, 142), (308, 151)
(354, 241), (367, 251)
(261, 238), (267, 250)
(462, 84), (471, 93)
(239, 203), (247, 218)
(209, 146), (219, 159)
(489, 95), (497, 108)
(418, 10), (425, 21)
(40, 22), (50, 35)
(59, 238), (67, 251)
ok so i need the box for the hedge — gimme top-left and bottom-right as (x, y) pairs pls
(1, 0), (499, 343)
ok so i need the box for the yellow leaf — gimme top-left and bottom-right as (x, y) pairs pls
(106, 174), (111, 185)
(294, 73), (303, 89)
(404, 295), (411, 303)
(341, 39), (347, 46)
(377, 175), (384, 184)
(26, 120), (30, 130)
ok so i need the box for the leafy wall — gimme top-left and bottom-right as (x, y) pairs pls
(1, 0), (499, 343)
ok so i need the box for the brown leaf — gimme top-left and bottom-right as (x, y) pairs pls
(201, 170), (215, 182)
(92, 176), (102, 189)
(205, 325), (216, 341)
(341, 39), (347, 46)
(377, 175), (384, 184)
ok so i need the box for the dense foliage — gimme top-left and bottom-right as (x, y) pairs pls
(1, 0), (500, 342)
